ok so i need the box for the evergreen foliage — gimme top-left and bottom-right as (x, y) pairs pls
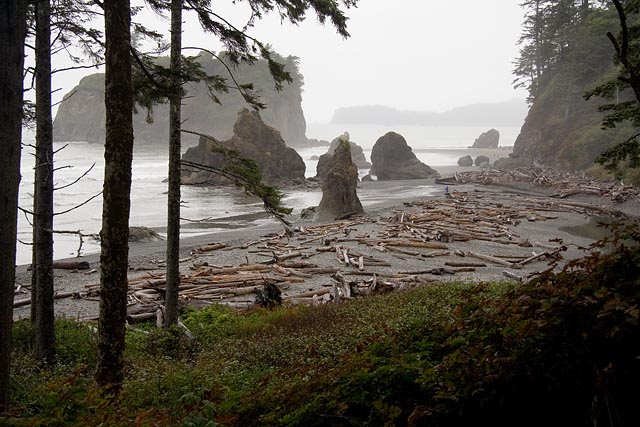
(512, 1), (640, 180)
(181, 130), (293, 226)
(585, 0), (640, 174)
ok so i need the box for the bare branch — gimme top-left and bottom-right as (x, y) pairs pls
(52, 62), (104, 74)
(54, 191), (102, 216)
(53, 143), (69, 155)
(53, 229), (100, 258)
(54, 162), (96, 191)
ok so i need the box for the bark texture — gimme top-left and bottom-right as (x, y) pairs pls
(164, 0), (183, 327)
(0, 0), (27, 409)
(97, 0), (134, 391)
(34, 0), (56, 366)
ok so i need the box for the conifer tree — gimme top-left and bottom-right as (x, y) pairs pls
(586, 0), (640, 172)
(95, 0), (358, 391)
(0, 0), (28, 410)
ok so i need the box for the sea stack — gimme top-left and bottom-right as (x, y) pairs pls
(316, 132), (371, 182)
(314, 139), (364, 222)
(370, 132), (439, 180)
(471, 129), (500, 148)
(181, 109), (306, 186)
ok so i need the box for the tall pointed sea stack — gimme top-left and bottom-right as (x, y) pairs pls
(314, 139), (364, 222)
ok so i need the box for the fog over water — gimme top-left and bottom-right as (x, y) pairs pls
(17, 0), (531, 264)
(16, 124), (519, 265)
(43, 0), (528, 123)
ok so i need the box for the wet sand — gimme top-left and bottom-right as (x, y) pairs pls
(13, 165), (638, 321)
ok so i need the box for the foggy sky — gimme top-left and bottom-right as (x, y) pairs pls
(48, 0), (528, 124)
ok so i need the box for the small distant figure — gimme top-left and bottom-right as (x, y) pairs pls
(445, 185), (449, 195)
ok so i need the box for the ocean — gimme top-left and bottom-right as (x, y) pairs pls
(16, 124), (520, 265)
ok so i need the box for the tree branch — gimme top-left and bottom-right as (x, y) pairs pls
(52, 62), (104, 74)
(54, 162), (96, 191)
(54, 191), (103, 216)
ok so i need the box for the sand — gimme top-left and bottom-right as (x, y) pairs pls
(12, 162), (639, 321)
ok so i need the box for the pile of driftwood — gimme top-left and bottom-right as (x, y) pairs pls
(436, 167), (639, 203)
(116, 191), (579, 316)
(17, 179), (620, 319)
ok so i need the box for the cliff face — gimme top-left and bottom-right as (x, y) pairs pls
(509, 9), (636, 172)
(53, 54), (311, 147)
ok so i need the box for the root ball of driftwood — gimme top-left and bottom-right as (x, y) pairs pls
(255, 283), (282, 308)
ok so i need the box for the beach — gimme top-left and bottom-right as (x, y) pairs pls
(13, 162), (638, 321)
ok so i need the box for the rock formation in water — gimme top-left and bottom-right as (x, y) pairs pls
(181, 109), (306, 186)
(53, 53), (312, 147)
(457, 155), (473, 167)
(370, 132), (439, 180)
(474, 155), (490, 167)
(315, 132), (371, 181)
(471, 129), (500, 148)
(315, 140), (364, 222)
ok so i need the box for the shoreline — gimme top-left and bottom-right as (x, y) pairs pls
(13, 170), (639, 321)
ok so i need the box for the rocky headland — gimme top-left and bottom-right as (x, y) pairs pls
(53, 53), (312, 147)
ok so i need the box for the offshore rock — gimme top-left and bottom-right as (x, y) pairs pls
(327, 133), (371, 169)
(475, 155), (491, 167)
(471, 129), (500, 148)
(370, 132), (439, 180)
(181, 109), (306, 186)
(458, 155), (473, 167)
(315, 133), (371, 182)
(315, 140), (364, 222)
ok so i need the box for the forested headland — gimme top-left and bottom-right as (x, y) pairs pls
(53, 52), (311, 147)
(508, 1), (640, 184)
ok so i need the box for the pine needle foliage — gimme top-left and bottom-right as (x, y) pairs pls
(585, 0), (640, 174)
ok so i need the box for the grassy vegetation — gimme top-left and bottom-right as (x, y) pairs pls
(2, 225), (639, 426)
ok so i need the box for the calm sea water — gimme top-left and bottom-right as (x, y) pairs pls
(16, 124), (520, 265)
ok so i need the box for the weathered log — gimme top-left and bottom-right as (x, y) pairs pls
(283, 288), (332, 299)
(197, 243), (228, 252)
(421, 250), (451, 258)
(385, 246), (422, 256)
(276, 251), (303, 263)
(126, 312), (156, 323)
(467, 251), (522, 269)
(518, 252), (550, 266)
(53, 260), (91, 270)
(13, 291), (79, 308)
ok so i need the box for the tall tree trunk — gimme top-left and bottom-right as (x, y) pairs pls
(30, 194), (38, 323)
(0, 0), (27, 410)
(34, 0), (55, 366)
(96, 0), (134, 392)
(164, 0), (183, 327)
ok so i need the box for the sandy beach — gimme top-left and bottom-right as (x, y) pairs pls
(13, 163), (639, 321)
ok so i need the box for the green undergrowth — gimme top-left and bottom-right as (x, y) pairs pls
(3, 223), (639, 426)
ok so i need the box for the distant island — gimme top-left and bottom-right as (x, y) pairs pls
(330, 98), (528, 127)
